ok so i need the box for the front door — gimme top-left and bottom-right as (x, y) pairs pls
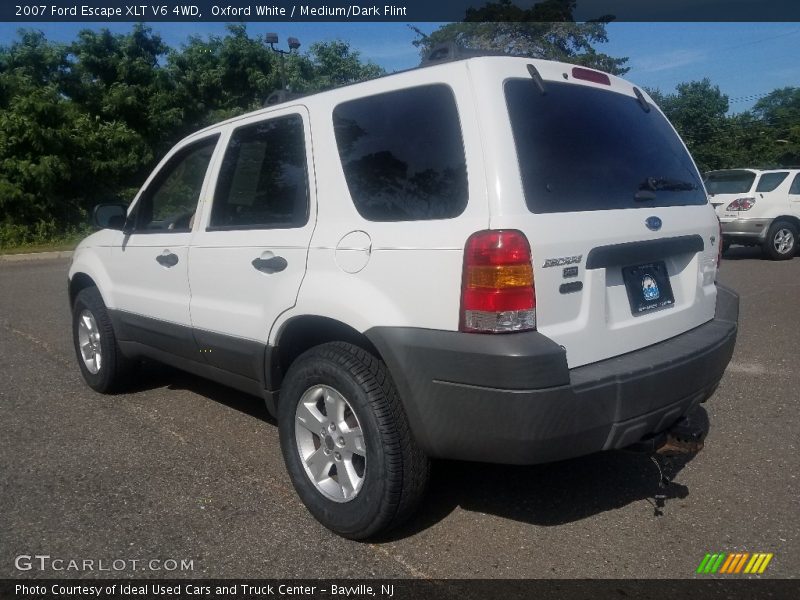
(108, 134), (220, 359)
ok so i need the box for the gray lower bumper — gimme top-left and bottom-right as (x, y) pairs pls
(721, 218), (771, 242)
(367, 285), (739, 465)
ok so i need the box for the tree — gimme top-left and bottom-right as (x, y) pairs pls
(299, 40), (384, 92)
(0, 26), (386, 247)
(649, 81), (799, 171)
(412, 0), (628, 75)
(168, 24), (279, 129)
(752, 87), (800, 166)
(649, 79), (730, 172)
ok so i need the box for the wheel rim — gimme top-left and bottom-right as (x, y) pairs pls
(77, 309), (102, 374)
(773, 228), (795, 254)
(294, 385), (366, 503)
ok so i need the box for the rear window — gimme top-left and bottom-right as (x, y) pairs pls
(505, 79), (706, 213)
(704, 170), (757, 195)
(333, 84), (468, 222)
(755, 172), (789, 193)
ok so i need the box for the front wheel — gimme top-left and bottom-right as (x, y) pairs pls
(72, 287), (136, 393)
(763, 220), (797, 260)
(278, 342), (429, 540)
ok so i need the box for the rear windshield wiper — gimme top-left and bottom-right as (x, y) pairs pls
(641, 177), (697, 191)
(635, 176), (697, 201)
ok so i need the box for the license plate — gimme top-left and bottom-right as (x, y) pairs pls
(622, 261), (675, 315)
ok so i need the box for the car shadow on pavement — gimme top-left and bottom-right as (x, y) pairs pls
(383, 405), (710, 540)
(722, 246), (769, 261)
(127, 361), (276, 424)
(125, 361), (709, 539)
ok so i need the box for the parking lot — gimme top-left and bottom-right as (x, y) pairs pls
(1, 250), (798, 579)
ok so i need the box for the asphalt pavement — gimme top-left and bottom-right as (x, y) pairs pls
(1, 248), (798, 579)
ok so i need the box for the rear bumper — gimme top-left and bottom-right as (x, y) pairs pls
(721, 218), (771, 243)
(367, 285), (739, 465)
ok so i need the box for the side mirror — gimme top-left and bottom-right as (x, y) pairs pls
(93, 203), (128, 230)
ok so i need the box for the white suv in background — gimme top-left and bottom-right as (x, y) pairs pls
(705, 168), (800, 260)
(68, 55), (739, 539)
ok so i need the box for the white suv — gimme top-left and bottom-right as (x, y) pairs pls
(706, 168), (800, 259)
(69, 56), (739, 539)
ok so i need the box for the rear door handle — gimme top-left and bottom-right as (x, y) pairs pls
(252, 255), (287, 274)
(156, 252), (179, 268)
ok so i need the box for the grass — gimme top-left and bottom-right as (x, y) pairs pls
(0, 236), (83, 256)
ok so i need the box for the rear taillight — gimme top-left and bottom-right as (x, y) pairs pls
(726, 197), (756, 211)
(460, 230), (536, 333)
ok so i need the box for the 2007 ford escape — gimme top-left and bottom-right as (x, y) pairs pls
(68, 53), (739, 539)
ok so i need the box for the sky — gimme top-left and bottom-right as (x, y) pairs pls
(1, 21), (798, 113)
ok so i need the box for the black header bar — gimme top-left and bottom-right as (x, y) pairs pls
(2, 579), (800, 600)
(2, 1), (800, 23)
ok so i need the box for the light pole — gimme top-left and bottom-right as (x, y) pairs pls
(266, 33), (301, 93)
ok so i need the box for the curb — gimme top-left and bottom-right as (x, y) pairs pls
(0, 250), (74, 263)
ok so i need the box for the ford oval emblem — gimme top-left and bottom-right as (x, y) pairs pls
(645, 216), (662, 231)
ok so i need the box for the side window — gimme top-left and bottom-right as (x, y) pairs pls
(755, 172), (789, 193)
(333, 84), (468, 222)
(789, 174), (800, 195)
(135, 136), (218, 232)
(210, 115), (309, 229)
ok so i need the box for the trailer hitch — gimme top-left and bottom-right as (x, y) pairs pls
(625, 415), (707, 456)
(624, 416), (706, 516)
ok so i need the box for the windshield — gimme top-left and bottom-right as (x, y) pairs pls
(704, 170), (756, 195)
(505, 79), (706, 213)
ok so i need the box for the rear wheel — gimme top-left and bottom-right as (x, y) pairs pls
(763, 221), (797, 260)
(278, 342), (429, 540)
(72, 287), (136, 393)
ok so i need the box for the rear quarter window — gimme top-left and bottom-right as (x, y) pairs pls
(790, 174), (800, 195)
(332, 84), (468, 222)
(755, 172), (789, 193)
(505, 79), (706, 213)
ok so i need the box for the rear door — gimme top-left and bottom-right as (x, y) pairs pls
(790, 173), (800, 209)
(476, 62), (719, 368)
(188, 108), (315, 384)
(751, 171), (792, 211)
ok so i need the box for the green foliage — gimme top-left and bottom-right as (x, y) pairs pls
(650, 82), (800, 172)
(0, 25), (384, 248)
(2, 22), (797, 250)
(413, 0), (629, 75)
(752, 87), (800, 166)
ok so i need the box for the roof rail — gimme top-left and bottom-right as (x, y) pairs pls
(263, 90), (305, 107)
(419, 42), (507, 66)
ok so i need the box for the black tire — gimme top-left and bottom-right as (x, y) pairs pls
(72, 287), (136, 393)
(278, 342), (429, 540)
(722, 240), (731, 255)
(763, 220), (798, 261)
